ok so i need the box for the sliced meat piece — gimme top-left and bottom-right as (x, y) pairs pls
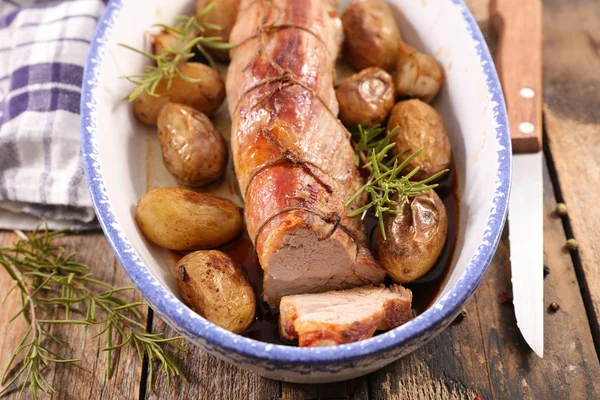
(279, 285), (413, 346)
(227, 0), (386, 307)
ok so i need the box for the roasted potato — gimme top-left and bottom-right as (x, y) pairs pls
(158, 103), (228, 187)
(375, 190), (447, 283)
(175, 250), (256, 333)
(134, 62), (225, 125)
(387, 99), (451, 180)
(135, 187), (243, 251)
(196, 0), (241, 60)
(341, 0), (402, 71)
(153, 31), (179, 56)
(396, 40), (443, 103)
(335, 67), (395, 126)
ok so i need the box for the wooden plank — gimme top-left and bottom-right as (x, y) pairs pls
(0, 233), (29, 399)
(542, 0), (600, 342)
(471, 161), (600, 399)
(145, 317), (281, 400)
(281, 378), (368, 400)
(367, 301), (491, 400)
(0, 232), (145, 400)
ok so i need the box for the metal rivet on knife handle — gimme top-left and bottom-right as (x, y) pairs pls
(520, 87), (535, 99)
(519, 122), (535, 134)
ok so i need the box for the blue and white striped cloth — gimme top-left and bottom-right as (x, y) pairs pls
(0, 0), (105, 230)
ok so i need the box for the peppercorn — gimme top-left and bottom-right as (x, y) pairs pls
(556, 203), (568, 216)
(499, 291), (512, 304)
(567, 239), (579, 250)
(543, 265), (550, 278)
(454, 309), (468, 323)
(549, 302), (560, 312)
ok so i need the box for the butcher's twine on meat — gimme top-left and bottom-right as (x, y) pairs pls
(0, 0), (106, 230)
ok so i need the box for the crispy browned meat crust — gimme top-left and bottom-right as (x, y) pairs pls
(279, 285), (413, 346)
(226, 0), (386, 307)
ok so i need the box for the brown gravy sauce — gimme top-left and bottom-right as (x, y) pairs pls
(217, 163), (460, 344)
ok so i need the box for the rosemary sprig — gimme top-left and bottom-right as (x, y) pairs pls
(351, 123), (397, 161)
(120, 3), (234, 101)
(0, 226), (185, 399)
(346, 123), (449, 239)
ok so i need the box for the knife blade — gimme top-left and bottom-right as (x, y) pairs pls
(491, 0), (544, 357)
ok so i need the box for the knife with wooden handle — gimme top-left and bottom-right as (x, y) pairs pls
(491, 0), (544, 357)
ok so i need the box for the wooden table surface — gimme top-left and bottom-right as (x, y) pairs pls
(2, 0), (600, 398)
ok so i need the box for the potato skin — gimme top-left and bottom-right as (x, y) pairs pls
(175, 250), (256, 333)
(196, 0), (241, 60)
(134, 62), (225, 125)
(396, 41), (443, 103)
(375, 190), (447, 283)
(387, 99), (451, 180)
(335, 67), (394, 126)
(157, 103), (227, 187)
(341, 0), (402, 71)
(135, 187), (243, 251)
(153, 31), (179, 56)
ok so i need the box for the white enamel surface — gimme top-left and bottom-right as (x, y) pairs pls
(90, 0), (506, 380)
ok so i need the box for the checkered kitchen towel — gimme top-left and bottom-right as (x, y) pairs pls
(0, 0), (106, 230)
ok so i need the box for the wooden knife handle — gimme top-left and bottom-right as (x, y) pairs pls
(491, 0), (543, 154)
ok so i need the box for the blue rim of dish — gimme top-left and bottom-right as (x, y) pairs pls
(81, 0), (511, 365)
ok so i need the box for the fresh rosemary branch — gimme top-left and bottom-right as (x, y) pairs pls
(350, 123), (398, 166)
(346, 123), (449, 240)
(0, 226), (185, 399)
(120, 3), (233, 101)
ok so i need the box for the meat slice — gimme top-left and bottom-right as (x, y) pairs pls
(226, 0), (386, 307)
(279, 285), (413, 346)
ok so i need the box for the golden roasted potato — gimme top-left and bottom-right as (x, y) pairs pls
(341, 0), (402, 71)
(387, 99), (451, 180)
(396, 40), (443, 103)
(158, 103), (227, 187)
(375, 190), (447, 283)
(135, 187), (243, 251)
(335, 67), (395, 126)
(175, 250), (256, 333)
(153, 31), (179, 56)
(196, 0), (241, 60)
(134, 62), (225, 125)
